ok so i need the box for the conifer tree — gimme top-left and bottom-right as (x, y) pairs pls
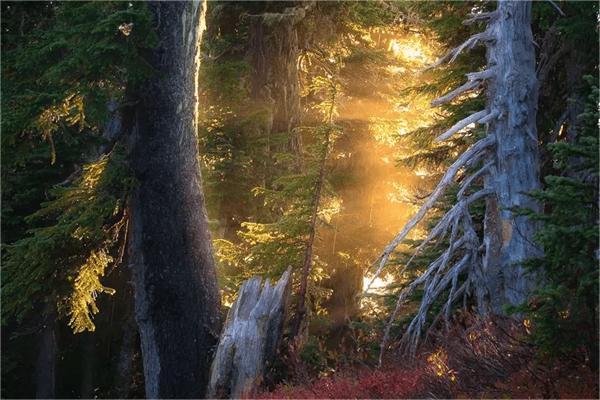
(372, 0), (544, 359)
(514, 78), (599, 366)
(1, 3), (155, 396)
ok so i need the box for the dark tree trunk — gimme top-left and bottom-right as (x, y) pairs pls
(34, 303), (57, 399)
(564, 45), (586, 144)
(114, 291), (138, 399)
(128, 1), (221, 398)
(481, 0), (542, 313)
(293, 89), (336, 338)
(79, 334), (96, 398)
(247, 7), (304, 154)
(293, 134), (329, 338)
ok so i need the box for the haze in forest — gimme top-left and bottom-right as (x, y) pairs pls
(1, 1), (598, 399)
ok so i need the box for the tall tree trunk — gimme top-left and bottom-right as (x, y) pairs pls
(114, 287), (138, 399)
(293, 149), (327, 338)
(247, 5), (305, 154)
(293, 84), (337, 338)
(481, 0), (542, 313)
(79, 334), (96, 398)
(35, 303), (57, 399)
(128, 1), (221, 398)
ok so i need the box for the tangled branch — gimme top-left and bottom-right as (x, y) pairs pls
(368, 11), (503, 363)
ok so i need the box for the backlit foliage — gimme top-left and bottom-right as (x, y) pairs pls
(67, 249), (116, 333)
(2, 148), (132, 330)
(1, 1), (155, 335)
(1, 1), (598, 397)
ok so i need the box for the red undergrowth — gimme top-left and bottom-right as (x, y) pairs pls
(254, 313), (598, 399)
(255, 366), (425, 399)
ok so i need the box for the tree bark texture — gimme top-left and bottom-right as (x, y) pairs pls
(34, 303), (57, 399)
(128, 1), (221, 398)
(247, 5), (308, 154)
(481, 1), (542, 313)
(79, 334), (96, 399)
(207, 268), (291, 399)
(114, 292), (138, 399)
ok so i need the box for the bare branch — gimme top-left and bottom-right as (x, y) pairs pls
(431, 80), (480, 107)
(478, 109), (500, 124)
(399, 254), (471, 357)
(457, 161), (493, 200)
(364, 136), (494, 294)
(463, 10), (500, 25)
(431, 68), (495, 107)
(378, 186), (492, 362)
(547, 0), (566, 16)
(423, 31), (490, 71)
(434, 110), (488, 142)
(465, 67), (496, 82)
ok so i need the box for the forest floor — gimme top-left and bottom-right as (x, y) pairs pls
(255, 317), (599, 399)
(256, 359), (598, 399)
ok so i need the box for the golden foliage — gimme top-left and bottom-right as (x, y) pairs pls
(427, 348), (457, 382)
(67, 249), (116, 333)
(35, 93), (86, 164)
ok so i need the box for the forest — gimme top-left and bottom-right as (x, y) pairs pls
(1, 1), (598, 399)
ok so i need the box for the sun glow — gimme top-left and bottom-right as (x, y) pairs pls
(389, 39), (425, 60)
(363, 275), (393, 292)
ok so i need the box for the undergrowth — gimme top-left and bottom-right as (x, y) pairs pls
(254, 313), (599, 399)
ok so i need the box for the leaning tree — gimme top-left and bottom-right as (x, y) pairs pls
(366, 0), (542, 361)
(127, 1), (221, 397)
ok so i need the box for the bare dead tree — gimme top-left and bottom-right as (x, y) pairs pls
(365, 1), (542, 363)
(207, 268), (291, 399)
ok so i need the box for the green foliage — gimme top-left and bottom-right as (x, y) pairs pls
(1, 1), (155, 332)
(215, 121), (340, 311)
(299, 335), (329, 374)
(343, 1), (395, 28)
(2, 2), (156, 158)
(67, 249), (116, 333)
(2, 147), (133, 331)
(533, 1), (599, 46)
(511, 78), (599, 360)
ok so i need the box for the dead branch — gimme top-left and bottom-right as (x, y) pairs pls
(423, 31), (490, 71)
(465, 68), (496, 82)
(434, 110), (488, 142)
(478, 109), (500, 124)
(457, 161), (493, 200)
(378, 186), (491, 364)
(364, 136), (494, 294)
(431, 68), (496, 107)
(547, 0), (566, 17)
(431, 80), (480, 107)
(463, 11), (500, 25)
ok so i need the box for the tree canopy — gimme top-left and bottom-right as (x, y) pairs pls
(1, 1), (598, 398)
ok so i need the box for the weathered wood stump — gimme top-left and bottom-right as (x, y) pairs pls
(207, 268), (291, 398)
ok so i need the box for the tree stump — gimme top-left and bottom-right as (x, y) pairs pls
(207, 268), (291, 398)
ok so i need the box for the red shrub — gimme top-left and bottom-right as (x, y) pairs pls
(356, 369), (422, 399)
(254, 366), (425, 399)
(256, 313), (599, 399)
